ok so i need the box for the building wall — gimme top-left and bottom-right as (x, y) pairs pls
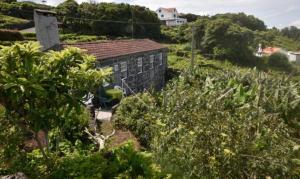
(166, 18), (187, 26)
(96, 49), (168, 95)
(296, 54), (300, 65)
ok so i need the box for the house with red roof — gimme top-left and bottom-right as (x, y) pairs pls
(64, 39), (168, 94)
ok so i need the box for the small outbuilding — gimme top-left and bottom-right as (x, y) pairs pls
(64, 39), (168, 95)
(288, 52), (300, 65)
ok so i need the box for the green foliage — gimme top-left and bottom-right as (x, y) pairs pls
(0, 29), (24, 41)
(268, 52), (292, 71)
(281, 26), (300, 41)
(195, 18), (255, 65)
(114, 93), (157, 148)
(60, 33), (108, 43)
(15, 142), (167, 178)
(212, 12), (266, 31)
(254, 29), (300, 51)
(0, 14), (29, 29)
(0, 42), (111, 164)
(115, 65), (300, 177)
(160, 25), (189, 43)
(179, 13), (203, 22)
(0, 1), (51, 20)
(56, 1), (161, 39)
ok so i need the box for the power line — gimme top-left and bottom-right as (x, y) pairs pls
(58, 15), (161, 25)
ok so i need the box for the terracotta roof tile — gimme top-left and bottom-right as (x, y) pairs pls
(63, 39), (167, 60)
(160, 8), (177, 13)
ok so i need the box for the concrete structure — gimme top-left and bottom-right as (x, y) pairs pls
(288, 52), (300, 65)
(156, 8), (187, 26)
(64, 39), (168, 95)
(34, 9), (60, 51)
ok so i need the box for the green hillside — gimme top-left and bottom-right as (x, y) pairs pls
(0, 14), (30, 29)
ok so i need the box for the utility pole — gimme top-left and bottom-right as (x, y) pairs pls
(191, 25), (196, 71)
(131, 6), (134, 39)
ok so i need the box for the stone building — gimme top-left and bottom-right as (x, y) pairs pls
(64, 39), (168, 94)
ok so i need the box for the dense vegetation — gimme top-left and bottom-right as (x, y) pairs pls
(281, 26), (300, 42)
(0, 14), (31, 29)
(0, 43), (167, 178)
(0, 1), (50, 20)
(161, 13), (300, 66)
(114, 59), (300, 177)
(55, 0), (161, 39)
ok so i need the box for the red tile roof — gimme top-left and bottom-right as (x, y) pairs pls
(160, 8), (177, 13)
(63, 39), (167, 60)
(262, 47), (281, 55)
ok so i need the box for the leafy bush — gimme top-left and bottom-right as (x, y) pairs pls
(13, 142), (167, 178)
(115, 66), (300, 177)
(0, 29), (24, 41)
(114, 93), (157, 148)
(268, 52), (292, 71)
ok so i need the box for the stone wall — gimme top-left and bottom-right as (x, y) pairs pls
(96, 49), (168, 95)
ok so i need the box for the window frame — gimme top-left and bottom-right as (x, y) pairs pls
(150, 55), (154, 69)
(120, 61), (127, 79)
(159, 53), (163, 65)
(114, 64), (119, 72)
(137, 57), (143, 74)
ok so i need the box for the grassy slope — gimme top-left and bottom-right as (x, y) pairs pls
(0, 14), (29, 29)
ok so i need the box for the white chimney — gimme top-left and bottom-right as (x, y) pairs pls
(34, 9), (60, 51)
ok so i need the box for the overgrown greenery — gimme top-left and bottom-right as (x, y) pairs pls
(55, 0), (161, 39)
(0, 1), (51, 20)
(0, 42), (167, 178)
(114, 64), (300, 177)
(0, 14), (29, 29)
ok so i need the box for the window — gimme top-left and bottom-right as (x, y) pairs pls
(114, 64), (119, 72)
(174, 14), (176, 18)
(120, 62), (127, 79)
(161, 14), (164, 18)
(137, 57), (143, 74)
(159, 9), (161, 12)
(158, 53), (163, 65)
(150, 55), (154, 69)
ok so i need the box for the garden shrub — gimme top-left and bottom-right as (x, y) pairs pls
(268, 52), (292, 71)
(0, 29), (24, 41)
(114, 93), (158, 148)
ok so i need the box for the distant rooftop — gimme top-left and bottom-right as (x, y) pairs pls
(158, 8), (177, 13)
(63, 39), (167, 60)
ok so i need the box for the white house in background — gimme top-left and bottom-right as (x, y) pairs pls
(288, 52), (300, 65)
(156, 8), (187, 26)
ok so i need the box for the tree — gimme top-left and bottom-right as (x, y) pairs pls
(213, 12), (266, 31)
(281, 26), (300, 41)
(179, 13), (202, 22)
(0, 42), (110, 166)
(195, 18), (254, 65)
(55, 2), (161, 38)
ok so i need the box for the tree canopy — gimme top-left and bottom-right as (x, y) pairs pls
(55, 0), (161, 38)
(0, 42), (110, 162)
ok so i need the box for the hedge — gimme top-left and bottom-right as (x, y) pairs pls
(0, 29), (24, 41)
